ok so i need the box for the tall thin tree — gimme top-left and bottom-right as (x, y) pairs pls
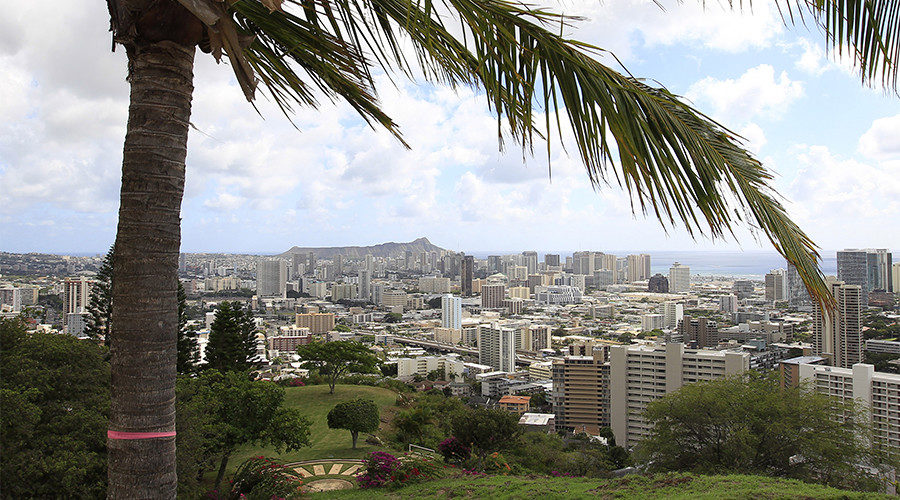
(84, 245), (114, 344)
(103, 0), (900, 495)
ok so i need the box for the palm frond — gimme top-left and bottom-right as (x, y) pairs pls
(217, 0), (844, 306)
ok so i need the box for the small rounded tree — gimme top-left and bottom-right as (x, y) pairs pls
(327, 399), (379, 449)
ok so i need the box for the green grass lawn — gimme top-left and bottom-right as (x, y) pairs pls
(228, 384), (399, 471)
(316, 473), (890, 499)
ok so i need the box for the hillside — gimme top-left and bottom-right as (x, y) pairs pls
(315, 473), (889, 499)
(228, 384), (398, 470)
(278, 237), (446, 260)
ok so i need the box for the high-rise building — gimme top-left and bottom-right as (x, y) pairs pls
(552, 345), (610, 434)
(544, 254), (560, 267)
(441, 294), (462, 330)
(405, 250), (413, 270)
(867, 249), (893, 292)
(522, 251), (538, 275)
(330, 283), (356, 301)
(661, 301), (683, 329)
(481, 284), (506, 308)
(257, 260), (287, 297)
(764, 271), (784, 302)
(647, 274), (669, 293)
(63, 277), (94, 316)
(837, 249), (892, 304)
(609, 343), (749, 447)
(626, 254), (651, 282)
(0, 287), (23, 313)
(813, 277), (862, 369)
(334, 254), (343, 276)
(358, 269), (372, 301)
(893, 263), (900, 294)
(668, 262), (690, 293)
(307, 252), (316, 271)
(365, 254), (374, 273)
(719, 294), (738, 313)
(786, 262), (812, 307)
(487, 255), (502, 274)
(291, 253), (304, 278)
(478, 323), (517, 372)
(676, 316), (718, 348)
(799, 362), (900, 453)
(732, 280), (754, 299)
(572, 251), (595, 276)
(461, 255), (474, 297)
(641, 314), (665, 332)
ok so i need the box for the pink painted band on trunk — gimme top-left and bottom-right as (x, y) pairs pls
(108, 430), (176, 440)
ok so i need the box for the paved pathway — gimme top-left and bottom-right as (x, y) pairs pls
(286, 458), (365, 490)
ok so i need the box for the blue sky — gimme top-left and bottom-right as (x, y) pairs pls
(1, 0), (898, 255)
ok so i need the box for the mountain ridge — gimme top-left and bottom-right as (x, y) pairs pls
(277, 237), (447, 260)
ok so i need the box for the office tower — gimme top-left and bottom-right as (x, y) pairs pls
(813, 278), (862, 368)
(334, 254), (343, 277)
(551, 345), (610, 434)
(478, 323), (517, 372)
(461, 255), (474, 296)
(544, 254), (560, 267)
(307, 252), (316, 271)
(626, 254), (651, 282)
(487, 255), (502, 274)
(526, 274), (543, 293)
(420, 251), (428, 271)
(799, 363), (900, 453)
(719, 294), (738, 313)
(257, 260), (287, 297)
(295, 312), (335, 333)
(786, 262), (812, 307)
(365, 254), (374, 273)
(661, 301), (683, 329)
(481, 284), (506, 308)
(893, 263), (900, 294)
(647, 274), (669, 293)
(609, 343), (749, 447)
(291, 253), (302, 279)
(63, 276), (94, 316)
(677, 316), (719, 348)
(358, 269), (372, 301)
(764, 271), (784, 302)
(732, 280), (754, 299)
(405, 250), (413, 270)
(867, 249), (892, 292)
(522, 251), (538, 275)
(668, 262), (690, 293)
(441, 294), (462, 330)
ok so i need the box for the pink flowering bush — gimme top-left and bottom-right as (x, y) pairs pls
(357, 452), (445, 489)
(356, 452), (401, 488)
(228, 456), (301, 500)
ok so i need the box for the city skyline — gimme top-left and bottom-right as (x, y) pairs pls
(2, 0), (899, 255)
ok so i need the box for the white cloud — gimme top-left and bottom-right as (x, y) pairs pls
(739, 123), (767, 154)
(858, 114), (900, 160)
(687, 65), (804, 123)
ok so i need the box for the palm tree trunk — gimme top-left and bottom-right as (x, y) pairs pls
(108, 40), (195, 499)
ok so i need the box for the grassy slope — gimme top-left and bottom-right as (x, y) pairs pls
(229, 384), (398, 470)
(316, 473), (890, 499)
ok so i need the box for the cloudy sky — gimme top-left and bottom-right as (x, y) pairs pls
(1, 0), (898, 255)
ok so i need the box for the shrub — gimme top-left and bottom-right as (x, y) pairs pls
(228, 457), (301, 500)
(356, 452), (401, 489)
(438, 437), (471, 463)
(388, 456), (445, 487)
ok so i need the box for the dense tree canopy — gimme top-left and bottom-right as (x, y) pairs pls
(327, 399), (380, 448)
(295, 340), (380, 394)
(1, 318), (109, 497)
(451, 407), (522, 460)
(637, 372), (885, 491)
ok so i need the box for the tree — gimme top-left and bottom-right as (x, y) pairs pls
(1, 318), (109, 497)
(327, 399), (380, 448)
(636, 372), (882, 491)
(176, 370), (311, 490)
(176, 281), (199, 373)
(451, 407), (522, 461)
(295, 340), (380, 394)
(84, 245), (113, 343)
(205, 301), (259, 372)
(383, 312), (403, 323)
(102, 0), (898, 493)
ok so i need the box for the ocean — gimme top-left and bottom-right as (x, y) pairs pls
(469, 250), (839, 280)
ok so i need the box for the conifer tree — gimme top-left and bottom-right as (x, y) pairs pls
(176, 282), (198, 374)
(83, 245), (113, 343)
(205, 301), (258, 372)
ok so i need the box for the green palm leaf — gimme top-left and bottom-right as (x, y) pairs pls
(226, 0), (900, 307)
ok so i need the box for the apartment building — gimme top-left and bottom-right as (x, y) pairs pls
(551, 345), (610, 435)
(295, 312), (335, 334)
(609, 343), (749, 448)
